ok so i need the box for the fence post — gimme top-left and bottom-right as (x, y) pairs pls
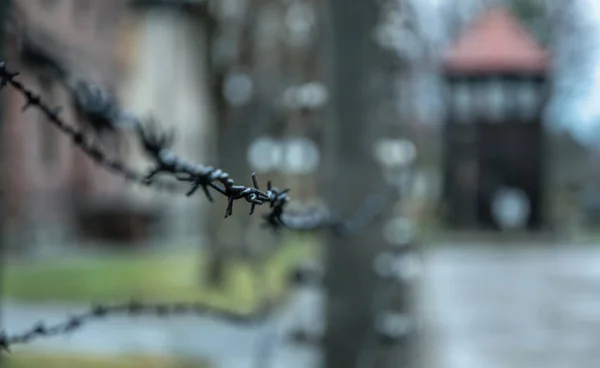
(320, 0), (414, 367)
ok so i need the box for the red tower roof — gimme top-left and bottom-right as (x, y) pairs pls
(443, 6), (549, 74)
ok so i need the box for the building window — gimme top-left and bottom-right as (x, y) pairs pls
(519, 81), (539, 121)
(488, 78), (504, 123)
(503, 81), (519, 120)
(453, 81), (471, 123)
(37, 77), (59, 168)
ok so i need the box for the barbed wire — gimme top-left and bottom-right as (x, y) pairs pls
(1, 5), (402, 363)
(0, 61), (288, 223)
(0, 62), (181, 191)
(0, 300), (272, 353)
(0, 61), (390, 234)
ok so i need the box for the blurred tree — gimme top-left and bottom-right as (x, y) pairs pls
(506, 0), (551, 45)
(444, 0), (488, 40)
(205, 0), (264, 288)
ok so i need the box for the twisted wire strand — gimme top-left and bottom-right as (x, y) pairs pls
(0, 62), (181, 192)
(0, 61), (289, 226)
(0, 61), (389, 233)
(0, 57), (395, 351)
(0, 300), (271, 353)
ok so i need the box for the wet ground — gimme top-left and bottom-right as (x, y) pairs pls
(421, 243), (600, 368)
(2, 289), (323, 368)
(4, 243), (600, 367)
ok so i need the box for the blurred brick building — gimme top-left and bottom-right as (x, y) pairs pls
(118, 0), (216, 247)
(1, 0), (222, 254)
(1, 0), (133, 252)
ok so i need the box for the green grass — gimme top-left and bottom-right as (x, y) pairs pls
(4, 352), (210, 368)
(4, 235), (319, 311)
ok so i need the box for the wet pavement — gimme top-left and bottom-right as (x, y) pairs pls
(5, 243), (600, 368)
(1, 289), (323, 368)
(421, 243), (600, 368)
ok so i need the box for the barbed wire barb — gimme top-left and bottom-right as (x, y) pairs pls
(0, 61), (180, 192)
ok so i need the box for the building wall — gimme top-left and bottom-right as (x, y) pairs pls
(118, 8), (216, 246)
(2, 0), (129, 252)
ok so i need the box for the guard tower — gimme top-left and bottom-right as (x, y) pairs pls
(442, 6), (550, 230)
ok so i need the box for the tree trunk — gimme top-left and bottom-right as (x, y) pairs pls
(203, 1), (268, 289)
